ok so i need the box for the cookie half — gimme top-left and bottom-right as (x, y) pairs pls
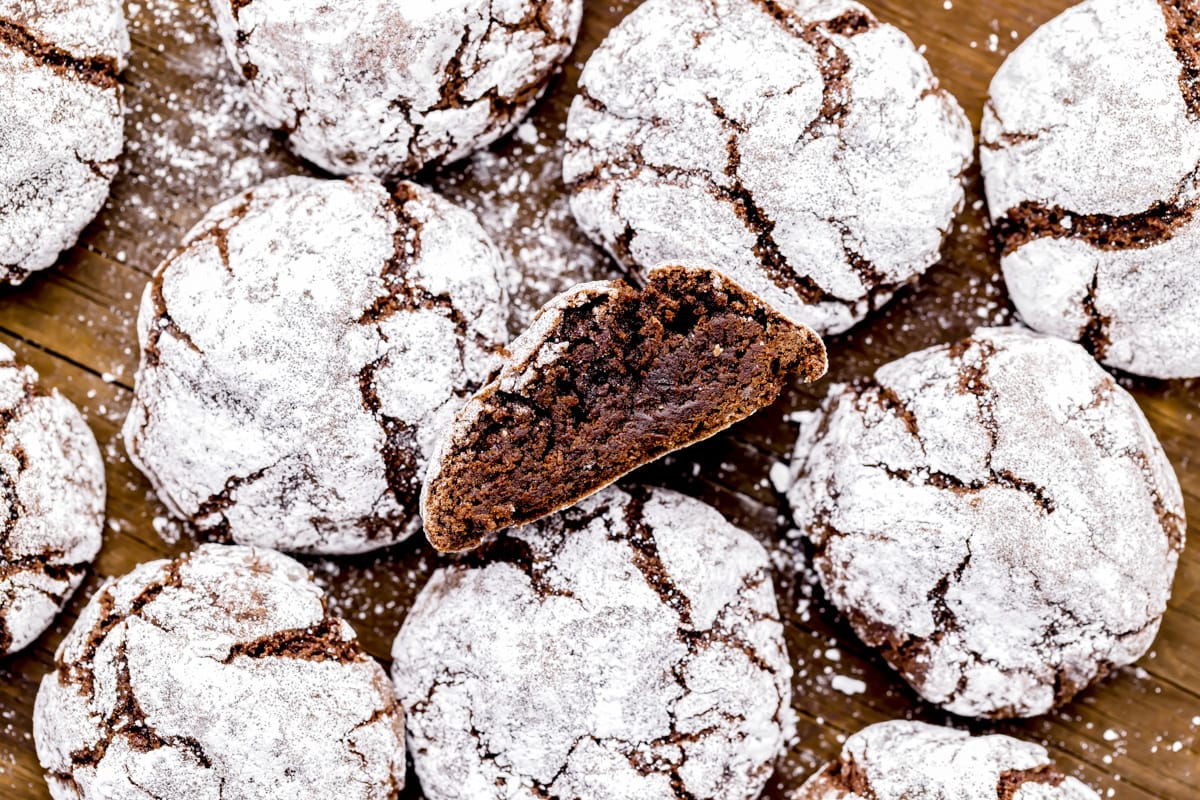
(421, 264), (827, 551)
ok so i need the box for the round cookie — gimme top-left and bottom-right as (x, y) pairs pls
(34, 544), (405, 800)
(0, 0), (128, 283)
(0, 344), (105, 656)
(392, 485), (792, 800)
(122, 175), (509, 555)
(787, 326), (1185, 718)
(795, 720), (1099, 799)
(982, 0), (1200, 378)
(564, 0), (973, 335)
(211, 0), (582, 178)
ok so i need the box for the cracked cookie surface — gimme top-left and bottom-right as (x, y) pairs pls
(0, 0), (128, 283)
(122, 175), (509, 555)
(34, 544), (406, 800)
(393, 485), (792, 800)
(787, 326), (1185, 718)
(982, 0), (1200, 377)
(420, 264), (828, 552)
(795, 720), (1098, 799)
(210, 0), (582, 178)
(0, 343), (105, 656)
(563, 0), (973, 335)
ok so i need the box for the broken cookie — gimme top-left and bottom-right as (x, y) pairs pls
(795, 720), (1099, 799)
(34, 544), (406, 800)
(394, 485), (792, 800)
(787, 326), (1185, 718)
(564, 0), (973, 335)
(421, 264), (827, 552)
(982, 0), (1200, 377)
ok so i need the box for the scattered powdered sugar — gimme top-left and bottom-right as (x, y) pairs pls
(393, 485), (792, 800)
(793, 720), (1099, 799)
(34, 544), (406, 800)
(981, 0), (1200, 378)
(0, 344), (106, 656)
(433, 119), (616, 334)
(122, 175), (509, 554)
(564, 0), (974, 335)
(0, 0), (128, 281)
(89, 0), (301, 274)
(829, 675), (865, 696)
(788, 326), (1185, 718)
(210, 0), (583, 178)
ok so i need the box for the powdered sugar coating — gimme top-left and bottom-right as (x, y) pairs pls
(211, 0), (582, 178)
(981, 0), (1200, 377)
(787, 326), (1185, 718)
(564, 0), (973, 335)
(0, 343), (105, 656)
(34, 543), (405, 800)
(0, 0), (128, 282)
(393, 485), (792, 800)
(795, 720), (1099, 799)
(122, 175), (509, 554)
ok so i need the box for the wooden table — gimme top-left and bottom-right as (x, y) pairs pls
(1, 0), (1197, 797)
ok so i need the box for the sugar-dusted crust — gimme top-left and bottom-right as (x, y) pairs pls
(210, 0), (582, 178)
(982, 0), (1200, 377)
(394, 485), (792, 800)
(34, 544), (405, 800)
(122, 175), (508, 555)
(795, 720), (1099, 799)
(788, 326), (1185, 718)
(0, 0), (128, 282)
(420, 263), (827, 552)
(0, 343), (105, 656)
(564, 0), (973, 335)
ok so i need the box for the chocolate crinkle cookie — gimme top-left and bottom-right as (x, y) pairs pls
(564, 0), (973, 335)
(795, 720), (1099, 799)
(0, 344), (105, 657)
(420, 264), (827, 552)
(211, 0), (582, 178)
(983, 0), (1200, 378)
(34, 544), (406, 800)
(0, 0), (128, 283)
(394, 485), (793, 800)
(122, 175), (509, 555)
(787, 326), (1185, 718)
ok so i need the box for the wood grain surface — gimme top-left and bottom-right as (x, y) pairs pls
(2, 0), (1198, 797)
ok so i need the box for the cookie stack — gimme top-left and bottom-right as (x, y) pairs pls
(1, 0), (1191, 799)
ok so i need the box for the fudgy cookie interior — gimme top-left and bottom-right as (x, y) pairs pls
(422, 265), (827, 551)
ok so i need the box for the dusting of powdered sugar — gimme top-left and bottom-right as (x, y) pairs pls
(90, 0), (302, 274)
(981, 0), (1200, 378)
(210, 0), (583, 178)
(0, 0), (128, 282)
(393, 485), (792, 800)
(787, 326), (1185, 719)
(793, 720), (1100, 799)
(34, 544), (405, 800)
(0, 343), (106, 656)
(563, 0), (974, 335)
(122, 175), (509, 555)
